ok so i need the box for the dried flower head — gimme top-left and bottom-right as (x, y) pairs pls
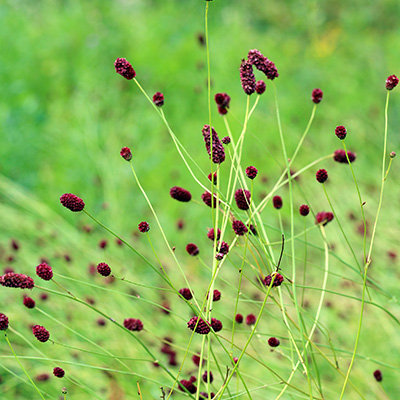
(60, 193), (85, 212)
(211, 317), (223, 332)
(245, 166), (258, 179)
(114, 57), (136, 80)
(179, 288), (193, 300)
(23, 296), (36, 309)
(232, 220), (248, 236)
(335, 125), (347, 140)
(245, 314), (256, 325)
(202, 125), (226, 164)
(186, 243), (199, 256)
(273, 195), (283, 210)
(386, 75), (398, 90)
(235, 314), (243, 323)
(120, 147), (132, 161)
(373, 369), (383, 382)
(316, 169), (328, 183)
(333, 149), (356, 164)
(187, 316), (210, 335)
(234, 188), (251, 210)
(311, 88), (323, 104)
(264, 273), (284, 287)
(97, 262), (111, 277)
(152, 92), (164, 107)
(170, 186), (192, 202)
(255, 80), (266, 94)
(53, 367), (65, 378)
(36, 262), (53, 281)
(0, 272), (34, 289)
(32, 325), (50, 342)
(299, 204), (310, 216)
(0, 313), (9, 330)
(268, 337), (280, 347)
(207, 228), (221, 241)
(138, 221), (150, 233)
(221, 136), (231, 145)
(123, 318), (143, 331)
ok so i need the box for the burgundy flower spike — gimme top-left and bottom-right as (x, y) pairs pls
(60, 193), (85, 212)
(114, 58), (136, 80)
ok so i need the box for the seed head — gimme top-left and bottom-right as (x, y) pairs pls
(268, 337), (280, 347)
(97, 262), (111, 277)
(120, 147), (132, 161)
(232, 220), (248, 236)
(264, 273), (284, 287)
(273, 195), (283, 209)
(32, 325), (50, 342)
(179, 288), (193, 300)
(123, 318), (143, 331)
(186, 243), (199, 256)
(202, 370), (214, 383)
(221, 136), (231, 145)
(386, 75), (398, 90)
(234, 188), (251, 210)
(36, 262), (53, 281)
(23, 296), (36, 309)
(0, 313), (9, 330)
(316, 169), (328, 183)
(235, 314), (243, 323)
(335, 125), (347, 140)
(201, 191), (219, 208)
(0, 272), (34, 289)
(187, 316), (210, 335)
(311, 88), (323, 104)
(170, 186), (192, 202)
(138, 221), (150, 233)
(333, 149), (356, 164)
(373, 369), (383, 382)
(179, 379), (197, 394)
(152, 92), (164, 107)
(255, 80), (266, 94)
(202, 125), (226, 164)
(114, 57), (136, 80)
(245, 314), (256, 325)
(53, 367), (65, 378)
(60, 193), (85, 212)
(245, 166), (258, 179)
(211, 317), (223, 332)
(299, 204), (310, 216)
(207, 228), (221, 241)
(239, 59), (256, 95)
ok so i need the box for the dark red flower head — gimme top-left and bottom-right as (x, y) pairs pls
(201, 191), (219, 208)
(179, 379), (197, 394)
(218, 241), (230, 255)
(335, 125), (347, 140)
(245, 166), (258, 179)
(120, 147), (132, 161)
(23, 296), (36, 309)
(268, 337), (280, 347)
(186, 243), (199, 256)
(235, 188), (251, 210)
(123, 318), (143, 331)
(245, 314), (256, 325)
(97, 262), (111, 277)
(152, 92), (164, 107)
(170, 186), (192, 202)
(192, 354), (204, 367)
(60, 193), (85, 212)
(11, 239), (19, 251)
(232, 220), (248, 236)
(138, 221), (150, 233)
(32, 325), (50, 342)
(311, 88), (323, 104)
(99, 239), (107, 249)
(333, 149), (356, 164)
(247, 49), (279, 80)
(315, 211), (334, 226)
(316, 169), (328, 183)
(239, 58), (256, 95)
(187, 316), (210, 335)
(36, 373), (50, 381)
(211, 317), (223, 332)
(0, 313), (9, 330)
(179, 288), (193, 300)
(114, 58), (136, 80)
(215, 93), (230, 115)
(36, 262), (53, 281)
(386, 75), (398, 90)
(264, 273), (284, 287)
(255, 80), (266, 94)
(207, 228), (221, 241)
(373, 369), (383, 382)
(235, 314), (243, 323)
(202, 370), (214, 383)
(208, 172), (217, 184)
(273, 195), (283, 209)
(212, 289), (221, 302)
(0, 272), (34, 289)
(299, 204), (310, 216)
(202, 125), (226, 164)
(221, 136), (231, 145)
(53, 367), (65, 378)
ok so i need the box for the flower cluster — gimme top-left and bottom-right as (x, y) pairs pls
(0, 273), (34, 289)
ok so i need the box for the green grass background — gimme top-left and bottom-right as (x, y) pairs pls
(0, 0), (399, 399)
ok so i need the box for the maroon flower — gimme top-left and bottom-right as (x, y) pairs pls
(315, 211), (334, 226)
(192, 354), (203, 367)
(124, 318), (143, 331)
(179, 288), (193, 300)
(232, 220), (248, 236)
(11, 239), (19, 251)
(53, 367), (65, 378)
(255, 80), (266, 94)
(97, 318), (106, 326)
(114, 57), (136, 80)
(268, 337), (280, 347)
(373, 369), (383, 382)
(273, 195), (283, 209)
(187, 316), (210, 335)
(299, 204), (310, 216)
(245, 166), (258, 179)
(179, 379), (197, 394)
(0, 273), (34, 289)
(99, 239), (107, 249)
(120, 147), (132, 161)
(153, 92), (164, 107)
(245, 314), (256, 325)
(97, 262), (111, 277)
(333, 149), (356, 164)
(316, 169), (328, 183)
(335, 125), (347, 140)
(186, 243), (199, 256)
(214, 93), (230, 115)
(36, 373), (50, 381)
(264, 273), (284, 287)
(0, 313), (9, 330)
(210, 317), (223, 332)
(239, 58), (256, 95)
(60, 193), (85, 212)
(207, 228), (221, 241)
(36, 262), (53, 281)
(23, 296), (36, 309)
(218, 241), (229, 255)
(235, 188), (251, 210)
(32, 325), (50, 342)
(235, 314), (243, 323)
(221, 136), (231, 145)
(170, 186), (192, 202)
(215, 252), (224, 261)
(247, 49), (279, 80)
(138, 221), (150, 233)
(202, 370), (214, 383)
(212, 290), (221, 302)
(311, 88), (323, 104)
(201, 191), (219, 208)
(248, 224), (258, 236)
(202, 125), (226, 164)
(200, 392), (215, 400)
(386, 75), (398, 90)
(208, 172), (217, 184)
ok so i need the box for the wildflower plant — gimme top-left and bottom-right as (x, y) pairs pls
(0, 2), (399, 400)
